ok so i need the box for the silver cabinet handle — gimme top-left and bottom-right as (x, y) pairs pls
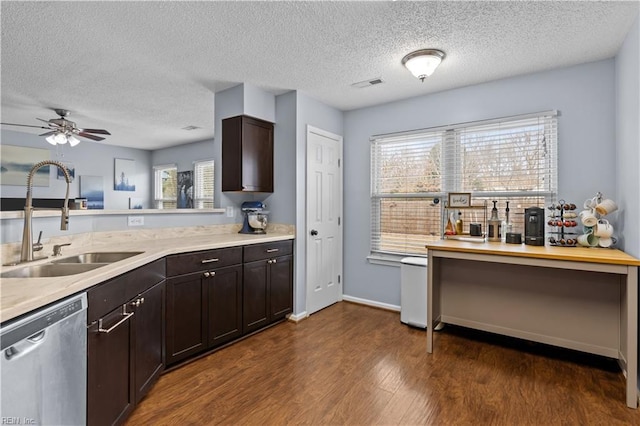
(266, 249), (279, 253)
(203, 271), (210, 278)
(272, 258), (277, 264)
(130, 297), (145, 308)
(203, 271), (216, 278)
(98, 308), (134, 334)
(201, 258), (219, 264)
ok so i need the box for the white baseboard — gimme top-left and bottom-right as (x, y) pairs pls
(342, 295), (401, 312)
(288, 311), (309, 322)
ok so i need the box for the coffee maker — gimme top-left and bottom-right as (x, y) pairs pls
(524, 207), (545, 246)
(239, 201), (269, 234)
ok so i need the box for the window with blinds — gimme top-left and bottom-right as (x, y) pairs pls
(153, 164), (177, 209)
(371, 111), (557, 257)
(194, 159), (214, 209)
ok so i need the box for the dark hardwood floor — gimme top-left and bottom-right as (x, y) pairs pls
(127, 302), (640, 425)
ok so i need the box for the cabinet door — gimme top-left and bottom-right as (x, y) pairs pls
(165, 273), (207, 365)
(132, 280), (165, 404)
(241, 117), (274, 192)
(243, 260), (269, 333)
(222, 115), (274, 192)
(269, 255), (294, 321)
(208, 265), (243, 347)
(87, 306), (134, 426)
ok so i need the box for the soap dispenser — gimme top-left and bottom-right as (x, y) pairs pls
(501, 202), (512, 242)
(488, 200), (502, 242)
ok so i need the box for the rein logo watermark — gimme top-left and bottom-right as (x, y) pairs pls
(1, 418), (35, 425)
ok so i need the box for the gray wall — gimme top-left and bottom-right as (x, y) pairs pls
(267, 91), (297, 225)
(294, 91), (344, 315)
(616, 14), (640, 259)
(614, 12), (640, 391)
(151, 139), (215, 178)
(1, 129), (151, 207)
(0, 131), (238, 243)
(343, 59), (618, 307)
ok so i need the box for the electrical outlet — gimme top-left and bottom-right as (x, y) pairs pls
(128, 216), (144, 227)
(226, 206), (234, 218)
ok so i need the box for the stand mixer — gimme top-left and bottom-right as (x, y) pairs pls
(239, 201), (269, 234)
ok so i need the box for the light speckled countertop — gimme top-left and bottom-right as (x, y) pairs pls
(1, 225), (294, 323)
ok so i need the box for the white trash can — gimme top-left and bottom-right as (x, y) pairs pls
(400, 257), (428, 329)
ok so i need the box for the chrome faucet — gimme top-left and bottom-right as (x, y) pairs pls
(52, 243), (72, 257)
(20, 160), (72, 263)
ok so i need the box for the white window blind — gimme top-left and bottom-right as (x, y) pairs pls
(153, 164), (177, 209)
(371, 111), (557, 256)
(194, 159), (214, 209)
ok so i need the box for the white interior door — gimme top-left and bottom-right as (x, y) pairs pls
(306, 126), (343, 315)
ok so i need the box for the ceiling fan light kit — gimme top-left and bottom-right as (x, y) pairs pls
(402, 49), (446, 82)
(1, 108), (111, 147)
(45, 132), (81, 147)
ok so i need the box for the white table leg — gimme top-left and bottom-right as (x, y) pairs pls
(626, 266), (638, 408)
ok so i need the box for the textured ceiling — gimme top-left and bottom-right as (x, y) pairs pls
(1, 1), (638, 150)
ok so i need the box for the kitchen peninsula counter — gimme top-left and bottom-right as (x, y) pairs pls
(426, 240), (639, 408)
(1, 227), (294, 323)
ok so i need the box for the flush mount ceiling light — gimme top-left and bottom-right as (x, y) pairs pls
(401, 49), (446, 82)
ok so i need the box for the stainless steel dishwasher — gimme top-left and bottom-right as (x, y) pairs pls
(1, 293), (87, 425)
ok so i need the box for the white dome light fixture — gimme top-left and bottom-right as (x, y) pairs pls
(402, 49), (446, 82)
(45, 131), (81, 147)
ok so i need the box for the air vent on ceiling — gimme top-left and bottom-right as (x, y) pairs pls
(351, 77), (384, 88)
(182, 125), (201, 131)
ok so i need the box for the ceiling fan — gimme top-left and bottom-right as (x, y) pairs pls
(1, 108), (111, 146)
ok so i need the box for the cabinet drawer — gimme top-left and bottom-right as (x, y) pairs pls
(166, 246), (242, 277)
(88, 259), (165, 324)
(243, 240), (293, 263)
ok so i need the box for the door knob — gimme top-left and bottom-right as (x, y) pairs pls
(310, 229), (318, 236)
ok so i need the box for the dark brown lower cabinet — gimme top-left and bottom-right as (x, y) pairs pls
(208, 265), (243, 347)
(242, 242), (294, 334)
(87, 275), (165, 426)
(165, 247), (245, 365)
(87, 304), (134, 426)
(165, 272), (207, 365)
(243, 260), (270, 334)
(133, 281), (165, 403)
(269, 254), (293, 320)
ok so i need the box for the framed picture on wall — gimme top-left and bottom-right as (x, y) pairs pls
(80, 175), (104, 209)
(0, 145), (50, 186)
(129, 197), (143, 209)
(57, 162), (75, 181)
(448, 192), (471, 208)
(177, 170), (193, 208)
(114, 158), (136, 191)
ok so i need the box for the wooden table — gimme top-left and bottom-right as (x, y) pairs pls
(426, 240), (640, 408)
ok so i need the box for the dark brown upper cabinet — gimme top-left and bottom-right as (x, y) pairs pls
(222, 115), (274, 193)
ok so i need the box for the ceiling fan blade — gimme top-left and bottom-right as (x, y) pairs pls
(36, 118), (52, 124)
(1, 122), (52, 130)
(77, 132), (105, 141)
(80, 128), (111, 135)
(39, 131), (56, 137)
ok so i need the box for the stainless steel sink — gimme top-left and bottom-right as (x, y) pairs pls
(51, 252), (143, 264)
(1, 263), (107, 278)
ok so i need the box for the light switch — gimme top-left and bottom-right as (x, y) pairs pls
(226, 206), (234, 218)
